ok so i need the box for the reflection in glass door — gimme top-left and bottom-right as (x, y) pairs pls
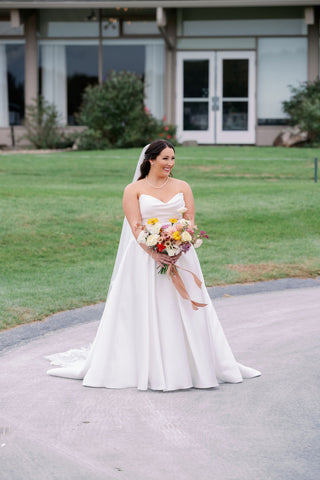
(216, 51), (255, 144)
(176, 52), (214, 143)
(176, 51), (255, 144)
(183, 60), (209, 131)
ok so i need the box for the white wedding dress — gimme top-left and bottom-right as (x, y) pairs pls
(47, 191), (260, 391)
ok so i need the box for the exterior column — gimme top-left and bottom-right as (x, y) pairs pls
(307, 8), (319, 83)
(164, 9), (176, 125)
(24, 12), (38, 107)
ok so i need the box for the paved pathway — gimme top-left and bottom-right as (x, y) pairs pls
(1, 277), (319, 353)
(0, 281), (319, 480)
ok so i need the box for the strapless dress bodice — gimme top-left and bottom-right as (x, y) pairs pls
(139, 192), (185, 224)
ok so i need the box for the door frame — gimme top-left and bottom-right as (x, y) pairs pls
(176, 51), (215, 144)
(176, 50), (256, 144)
(216, 51), (256, 144)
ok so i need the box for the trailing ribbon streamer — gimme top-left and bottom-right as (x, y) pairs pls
(167, 264), (207, 311)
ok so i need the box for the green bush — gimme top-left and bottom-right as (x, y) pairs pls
(24, 96), (75, 149)
(77, 70), (177, 149)
(283, 80), (320, 143)
(76, 129), (111, 150)
(156, 114), (177, 145)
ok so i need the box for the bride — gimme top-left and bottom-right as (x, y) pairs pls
(47, 140), (261, 391)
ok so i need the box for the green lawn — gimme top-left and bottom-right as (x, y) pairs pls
(1, 146), (320, 330)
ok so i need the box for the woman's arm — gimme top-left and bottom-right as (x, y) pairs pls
(122, 184), (143, 240)
(181, 181), (195, 226)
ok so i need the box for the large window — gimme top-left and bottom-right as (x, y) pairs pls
(257, 38), (307, 125)
(37, 9), (163, 125)
(39, 42), (98, 125)
(0, 42), (24, 127)
(66, 45), (99, 124)
(102, 45), (145, 79)
(40, 39), (164, 125)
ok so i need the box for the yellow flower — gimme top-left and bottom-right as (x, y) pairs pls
(172, 231), (181, 241)
(169, 218), (178, 224)
(147, 218), (159, 225)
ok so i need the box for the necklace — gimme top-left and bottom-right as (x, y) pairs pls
(145, 175), (169, 189)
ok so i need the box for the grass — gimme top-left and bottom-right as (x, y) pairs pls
(1, 146), (320, 330)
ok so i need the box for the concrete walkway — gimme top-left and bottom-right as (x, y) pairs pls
(0, 283), (319, 480)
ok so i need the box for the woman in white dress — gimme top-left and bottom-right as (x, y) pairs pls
(47, 140), (260, 391)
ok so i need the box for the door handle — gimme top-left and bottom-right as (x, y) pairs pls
(211, 96), (219, 111)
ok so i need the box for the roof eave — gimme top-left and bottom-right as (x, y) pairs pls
(1, 1), (320, 10)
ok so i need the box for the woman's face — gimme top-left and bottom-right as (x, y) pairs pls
(151, 147), (175, 177)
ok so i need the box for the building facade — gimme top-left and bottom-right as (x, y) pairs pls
(0, 0), (320, 146)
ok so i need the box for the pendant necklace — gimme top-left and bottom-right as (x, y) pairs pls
(145, 176), (169, 189)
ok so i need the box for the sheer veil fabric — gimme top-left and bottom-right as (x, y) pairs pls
(107, 144), (149, 296)
(46, 145), (261, 391)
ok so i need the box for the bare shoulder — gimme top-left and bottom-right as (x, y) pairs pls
(123, 181), (140, 199)
(171, 178), (193, 194)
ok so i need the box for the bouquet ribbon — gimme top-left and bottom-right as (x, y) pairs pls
(167, 264), (207, 311)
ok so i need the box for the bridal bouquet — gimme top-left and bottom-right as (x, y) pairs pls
(137, 207), (209, 275)
(137, 207), (209, 311)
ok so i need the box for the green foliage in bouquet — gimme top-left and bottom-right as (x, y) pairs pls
(77, 70), (177, 149)
(283, 80), (320, 143)
(24, 96), (75, 149)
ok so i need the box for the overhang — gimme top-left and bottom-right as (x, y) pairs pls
(1, 1), (320, 9)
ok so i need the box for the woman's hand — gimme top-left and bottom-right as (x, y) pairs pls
(150, 251), (181, 267)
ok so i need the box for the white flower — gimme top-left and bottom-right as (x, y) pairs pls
(180, 218), (190, 227)
(194, 238), (203, 249)
(166, 245), (181, 256)
(137, 230), (148, 245)
(146, 222), (161, 235)
(181, 231), (192, 242)
(146, 234), (160, 247)
(177, 207), (188, 214)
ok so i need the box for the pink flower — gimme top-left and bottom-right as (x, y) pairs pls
(164, 226), (175, 236)
(164, 126), (169, 131)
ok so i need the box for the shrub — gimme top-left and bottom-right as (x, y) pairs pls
(77, 70), (177, 149)
(24, 96), (75, 149)
(75, 129), (111, 150)
(283, 80), (320, 143)
(154, 114), (177, 145)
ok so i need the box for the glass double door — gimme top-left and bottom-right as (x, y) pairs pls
(176, 51), (256, 144)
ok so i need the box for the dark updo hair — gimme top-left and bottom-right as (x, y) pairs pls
(138, 139), (175, 180)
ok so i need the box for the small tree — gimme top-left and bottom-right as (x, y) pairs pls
(24, 96), (74, 149)
(77, 70), (176, 149)
(283, 80), (320, 143)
